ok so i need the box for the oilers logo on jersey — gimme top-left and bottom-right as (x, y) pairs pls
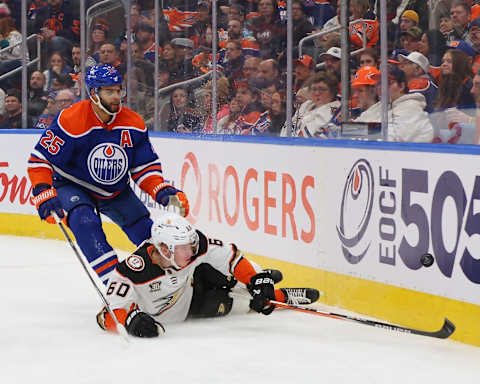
(87, 143), (128, 185)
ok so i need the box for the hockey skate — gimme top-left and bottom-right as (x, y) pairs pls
(280, 288), (320, 305)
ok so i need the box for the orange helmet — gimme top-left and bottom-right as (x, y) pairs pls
(352, 66), (380, 87)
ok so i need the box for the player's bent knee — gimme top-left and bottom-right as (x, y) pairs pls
(190, 289), (233, 318)
(68, 204), (102, 232)
(122, 215), (152, 246)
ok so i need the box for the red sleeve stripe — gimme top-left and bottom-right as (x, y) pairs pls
(131, 165), (163, 182)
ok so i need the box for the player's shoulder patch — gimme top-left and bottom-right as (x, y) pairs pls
(126, 254), (145, 271)
(117, 242), (165, 284)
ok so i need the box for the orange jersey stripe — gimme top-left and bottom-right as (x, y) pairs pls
(131, 165), (163, 181)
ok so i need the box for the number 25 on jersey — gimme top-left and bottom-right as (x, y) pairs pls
(39, 130), (65, 155)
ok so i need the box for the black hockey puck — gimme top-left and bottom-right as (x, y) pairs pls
(420, 253), (434, 267)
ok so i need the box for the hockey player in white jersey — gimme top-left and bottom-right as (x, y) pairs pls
(97, 212), (320, 337)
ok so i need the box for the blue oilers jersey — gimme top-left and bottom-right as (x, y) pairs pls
(28, 100), (164, 198)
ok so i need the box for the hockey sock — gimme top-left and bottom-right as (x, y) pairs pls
(274, 289), (286, 303)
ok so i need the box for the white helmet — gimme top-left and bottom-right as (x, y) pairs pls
(151, 213), (199, 269)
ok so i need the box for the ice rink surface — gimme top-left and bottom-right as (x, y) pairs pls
(1, 235), (479, 384)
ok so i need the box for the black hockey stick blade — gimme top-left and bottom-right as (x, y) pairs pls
(355, 316), (456, 339)
(408, 318), (456, 339)
(270, 300), (455, 340)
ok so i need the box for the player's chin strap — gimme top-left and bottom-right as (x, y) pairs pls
(51, 211), (130, 342)
(89, 89), (122, 118)
(158, 246), (181, 270)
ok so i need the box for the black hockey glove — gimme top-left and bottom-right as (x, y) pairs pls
(247, 272), (276, 315)
(125, 309), (165, 338)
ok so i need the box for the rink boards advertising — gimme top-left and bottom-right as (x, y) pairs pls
(1, 132), (479, 346)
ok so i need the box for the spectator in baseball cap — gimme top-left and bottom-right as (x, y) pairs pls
(398, 52), (437, 112)
(294, 55), (315, 92)
(447, 39), (476, 74)
(318, 47), (341, 80)
(448, 40), (476, 58)
(356, 66), (434, 143)
(351, 66), (380, 113)
(400, 26), (423, 53)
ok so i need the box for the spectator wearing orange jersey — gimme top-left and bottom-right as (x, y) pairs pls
(219, 19), (260, 57)
(349, 0), (379, 49)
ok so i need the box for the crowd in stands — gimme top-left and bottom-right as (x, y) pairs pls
(2, 0), (480, 143)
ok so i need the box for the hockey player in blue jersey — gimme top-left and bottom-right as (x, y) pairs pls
(27, 65), (189, 284)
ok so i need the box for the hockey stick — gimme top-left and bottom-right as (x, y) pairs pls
(230, 291), (454, 339)
(51, 212), (130, 341)
(269, 300), (455, 340)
